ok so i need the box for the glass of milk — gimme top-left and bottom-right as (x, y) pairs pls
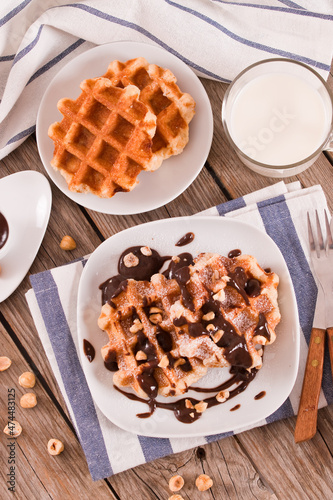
(222, 58), (333, 177)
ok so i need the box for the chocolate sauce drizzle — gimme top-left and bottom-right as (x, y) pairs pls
(228, 248), (241, 258)
(100, 244), (268, 423)
(104, 349), (118, 372)
(254, 390), (266, 400)
(99, 246), (170, 305)
(83, 339), (95, 362)
(0, 212), (9, 250)
(116, 366), (258, 424)
(175, 232), (195, 247)
(254, 312), (271, 341)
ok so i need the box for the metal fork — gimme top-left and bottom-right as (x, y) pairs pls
(295, 210), (333, 443)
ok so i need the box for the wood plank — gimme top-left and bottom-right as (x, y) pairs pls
(110, 439), (278, 500)
(236, 416), (333, 499)
(0, 322), (115, 499)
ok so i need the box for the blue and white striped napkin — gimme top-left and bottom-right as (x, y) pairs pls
(1, 0), (333, 159)
(26, 181), (333, 481)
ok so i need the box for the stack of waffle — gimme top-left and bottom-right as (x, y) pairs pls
(98, 252), (280, 398)
(48, 57), (196, 198)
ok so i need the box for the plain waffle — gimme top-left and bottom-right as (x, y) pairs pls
(48, 78), (159, 198)
(83, 57), (196, 165)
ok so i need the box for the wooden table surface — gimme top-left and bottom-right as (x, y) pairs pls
(1, 66), (333, 500)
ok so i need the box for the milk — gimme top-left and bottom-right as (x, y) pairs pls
(229, 73), (331, 166)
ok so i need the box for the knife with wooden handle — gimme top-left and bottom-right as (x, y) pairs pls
(294, 284), (326, 443)
(294, 328), (325, 443)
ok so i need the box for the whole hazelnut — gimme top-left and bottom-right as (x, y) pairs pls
(3, 420), (22, 437)
(0, 356), (11, 371)
(169, 475), (185, 492)
(195, 474), (213, 491)
(47, 439), (64, 456)
(20, 393), (37, 409)
(18, 371), (36, 388)
(168, 495), (184, 500)
(60, 235), (76, 251)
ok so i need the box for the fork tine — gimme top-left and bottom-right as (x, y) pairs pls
(307, 212), (316, 252)
(324, 210), (333, 250)
(315, 210), (325, 251)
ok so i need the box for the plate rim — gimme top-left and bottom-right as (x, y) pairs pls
(36, 40), (213, 215)
(77, 215), (300, 438)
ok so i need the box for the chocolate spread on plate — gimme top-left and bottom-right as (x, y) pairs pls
(175, 232), (195, 247)
(83, 339), (95, 363)
(254, 391), (266, 400)
(0, 212), (9, 250)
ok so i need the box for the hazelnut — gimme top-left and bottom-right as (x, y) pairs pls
(4, 420), (22, 437)
(140, 246), (152, 256)
(60, 235), (76, 251)
(135, 350), (147, 361)
(195, 474), (213, 491)
(168, 495), (184, 500)
(185, 399), (194, 409)
(169, 475), (185, 492)
(194, 401), (208, 413)
(172, 255), (180, 263)
(158, 355), (169, 368)
(202, 311), (215, 321)
(211, 329), (224, 343)
(206, 323), (215, 332)
(18, 371), (36, 388)
(129, 319), (143, 334)
(20, 393), (37, 408)
(213, 289), (225, 302)
(0, 356), (11, 371)
(47, 438), (64, 456)
(123, 252), (139, 268)
(216, 390), (230, 403)
(149, 313), (163, 324)
(149, 306), (163, 314)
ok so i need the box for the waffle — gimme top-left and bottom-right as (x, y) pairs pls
(98, 251), (280, 399)
(98, 276), (207, 398)
(83, 57), (196, 165)
(172, 252), (280, 371)
(48, 78), (159, 198)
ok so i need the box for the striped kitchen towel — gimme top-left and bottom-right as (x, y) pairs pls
(26, 181), (333, 481)
(1, 0), (333, 159)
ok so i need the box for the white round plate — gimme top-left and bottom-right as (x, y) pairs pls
(77, 216), (299, 438)
(0, 171), (52, 302)
(36, 41), (213, 214)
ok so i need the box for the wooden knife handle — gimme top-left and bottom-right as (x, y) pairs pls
(327, 327), (333, 380)
(294, 327), (325, 443)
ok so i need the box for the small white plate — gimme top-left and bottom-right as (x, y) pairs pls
(77, 216), (300, 438)
(36, 41), (213, 214)
(0, 171), (52, 302)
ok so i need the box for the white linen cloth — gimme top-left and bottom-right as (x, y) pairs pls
(26, 181), (333, 480)
(0, 0), (333, 159)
